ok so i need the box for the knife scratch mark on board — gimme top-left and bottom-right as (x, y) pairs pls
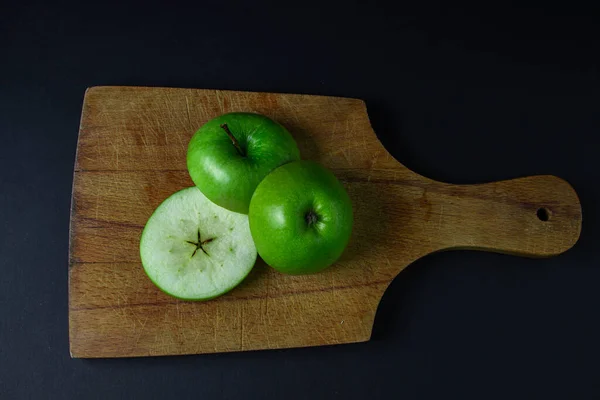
(185, 95), (193, 129)
(133, 315), (148, 349)
(215, 90), (225, 114)
(264, 272), (270, 320)
(177, 127), (187, 154)
(328, 96), (343, 116)
(330, 273), (340, 343)
(142, 112), (159, 143)
(281, 96), (301, 125)
(239, 304), (244, 351)
(340, 149), (351, 165)
(383, 255), (393, 272)
(112, 142), (120, 170)
(367, 155), (378, 182)
(345, 119), (351, 145)
(193, 308), (204, 349)
(314, 320), (327, 344)
(157, 112), (168, 146)
(213, 302), (219, 352)
(94, 186), (100, 219)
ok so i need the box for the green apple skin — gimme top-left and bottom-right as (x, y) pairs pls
(248, 160), (353, 275)
(187, 113), (301, 214)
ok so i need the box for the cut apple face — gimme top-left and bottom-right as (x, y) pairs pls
(140, 187), (257, 300)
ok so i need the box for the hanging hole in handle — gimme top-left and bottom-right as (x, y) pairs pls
(537, 207), (550, 222)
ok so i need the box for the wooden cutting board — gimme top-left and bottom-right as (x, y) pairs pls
(69, 86), (582, 358)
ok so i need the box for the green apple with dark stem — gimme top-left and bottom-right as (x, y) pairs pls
(187, 113), (301, 214)
(248, 160), (353, 274)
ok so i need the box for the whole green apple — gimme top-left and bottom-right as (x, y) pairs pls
(187, 112), (300, 214)
(248, 160), (353, 274)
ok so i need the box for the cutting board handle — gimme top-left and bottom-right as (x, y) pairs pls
(430, 175), (582, 257)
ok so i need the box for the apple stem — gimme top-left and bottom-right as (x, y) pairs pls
(220, 124), (245, 157)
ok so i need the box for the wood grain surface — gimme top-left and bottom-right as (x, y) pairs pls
(69, 86), (582, 358)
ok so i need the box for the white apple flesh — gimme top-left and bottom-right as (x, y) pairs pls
(140, 187), (257, 301)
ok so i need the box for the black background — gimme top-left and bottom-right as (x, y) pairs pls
(1, 2), (599, 399)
